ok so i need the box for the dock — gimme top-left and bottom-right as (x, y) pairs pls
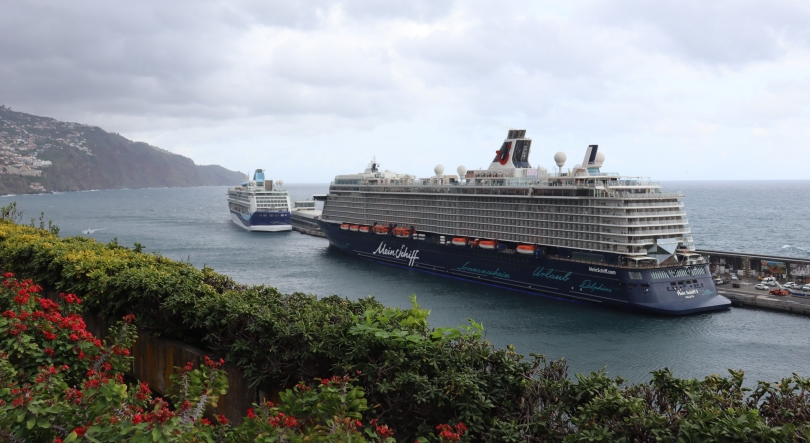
(697, 249), (810, 316)
(290, 199), (326, 238)
(717, 282), (810, 316)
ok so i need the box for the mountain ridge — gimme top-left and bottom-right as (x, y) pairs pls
(0, 105), (245, 195)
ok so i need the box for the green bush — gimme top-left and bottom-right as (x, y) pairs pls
(3, 212), (810, 442)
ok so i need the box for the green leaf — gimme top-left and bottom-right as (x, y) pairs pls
(26, 416), (36, 429)
(64, 431), (78, 443)
(152, 425), (162, 442)
(37, 417), (51, 428)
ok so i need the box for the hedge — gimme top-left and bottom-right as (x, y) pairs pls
(2, 208), (810, 442)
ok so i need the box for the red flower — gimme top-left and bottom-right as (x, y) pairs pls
(122, 314), (135, 324)
(215, 414), (229, 425)
(44, 348), (54, 356)
(43, 331), (57, 340)
(3, 272), (14, 278)
(2, 310), (15, 318)
(132, 413), (143, 424)
(247, 408), (256, 419)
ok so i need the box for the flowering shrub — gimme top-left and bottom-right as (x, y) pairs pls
(0, 272), (413, 442)
(4, 213), (810, 442)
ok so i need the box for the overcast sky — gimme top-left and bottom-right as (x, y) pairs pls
(2, 0), (809, 181)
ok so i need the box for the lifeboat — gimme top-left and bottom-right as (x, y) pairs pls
(393, 227), (412, 238)
(340, 223), (350, 230)
(350, 225), (360, 232)
(359, 226), (370, 233)
(372, 225), (389, 235)
(516, 244), (536, 255)
(451, 237), (467, 246)
(479, 240), (497, 250)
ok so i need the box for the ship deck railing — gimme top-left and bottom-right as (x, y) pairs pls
(547, 254), (698, 270)
(329, 184), (683, 199)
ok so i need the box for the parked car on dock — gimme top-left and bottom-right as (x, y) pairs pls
(803, 284), (810, 291)
(731, 275), (738, 280)
(755, 283), (768, 290)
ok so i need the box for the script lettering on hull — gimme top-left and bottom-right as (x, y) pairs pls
(373, 242), (420, 267)
(456, 262), (511, 279)
(532, 267), (572, 282)
(579, 280), (613, 293)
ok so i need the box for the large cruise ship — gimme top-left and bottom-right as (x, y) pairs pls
(317, 130), (731, 315)
(227, 169), (292, 232)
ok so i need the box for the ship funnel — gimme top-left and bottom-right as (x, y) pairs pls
(488, 129), (531, 171)
(253, 169), (265, 184)
(582, 145), (598, 166)
(581, 145), (603, 175)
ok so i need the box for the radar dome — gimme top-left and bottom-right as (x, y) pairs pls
(434, 164), (444, 176)
(457, 165), (467, 177)
(554, 152), (567, 168)
(277, 180), (284, 186)
(249, 180), (256, 186)
(595, 152), (605, 164)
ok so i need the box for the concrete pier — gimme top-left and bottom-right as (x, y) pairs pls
(716, 281), (810, 316)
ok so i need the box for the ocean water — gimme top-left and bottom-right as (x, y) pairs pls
(2, 181), (809, 385)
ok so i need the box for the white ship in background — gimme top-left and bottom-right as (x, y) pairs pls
(227, 169), (291, 232)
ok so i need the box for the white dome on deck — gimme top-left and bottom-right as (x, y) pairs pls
(554, 152), (566, 168)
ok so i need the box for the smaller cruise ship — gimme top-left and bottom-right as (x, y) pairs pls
(227, 169), (292, 232)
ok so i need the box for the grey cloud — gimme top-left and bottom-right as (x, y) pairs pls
(585, 0), (810, 66)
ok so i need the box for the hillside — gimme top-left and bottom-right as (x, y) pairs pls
(0, 105), (245, 194)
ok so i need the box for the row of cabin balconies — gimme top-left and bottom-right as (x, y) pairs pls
(322, 208), (690, 242)
(324, 202), (688, 234)
(335, 195), (684, 216)
(330, 198), (685, 220)
(325, 203), (687, 232)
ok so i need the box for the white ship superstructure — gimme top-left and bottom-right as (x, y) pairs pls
(317, 130), (729, 315)
(322, 132), (696, 268)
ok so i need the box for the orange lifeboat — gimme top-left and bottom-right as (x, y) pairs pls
(340, 223), (350, 230)
(479, 240), (497, 250)
(372, 225), (389, 235)
(393, 227), (412, 238)
(516, 244), (536, 255)
(451, 237), (467, 246)
(350, 225), (360, 232)
(359, 226), (370, 233)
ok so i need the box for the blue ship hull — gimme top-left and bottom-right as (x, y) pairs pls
(317, 220), (731, 315)
(230, 210), (292, 232)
